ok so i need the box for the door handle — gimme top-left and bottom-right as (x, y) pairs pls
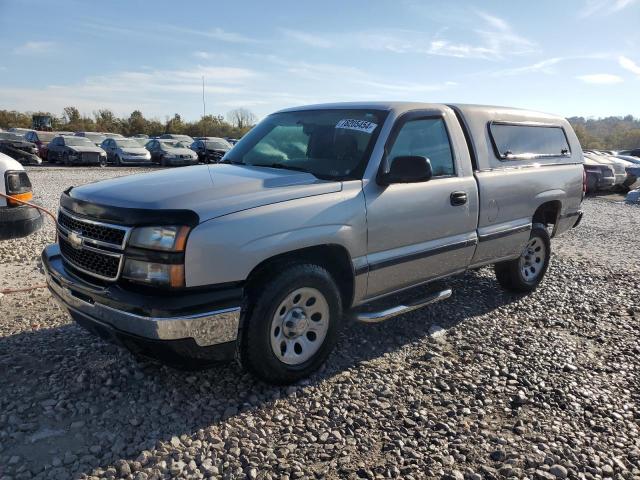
(450, 191), (467, 206)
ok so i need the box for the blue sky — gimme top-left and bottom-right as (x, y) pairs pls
(1, 0), (639, 121)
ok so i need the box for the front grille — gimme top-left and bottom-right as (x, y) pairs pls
(59, 236), (121, 280)
(81, 152), (100, 163)
(57, 209), (130, 281)
(58, 210), (126, 246)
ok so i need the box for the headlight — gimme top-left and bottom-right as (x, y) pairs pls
(4, 170), (33, 206)
(100, 152), (107, 157)
(128, 225), (189, 251)
(122, 259), (184, 287)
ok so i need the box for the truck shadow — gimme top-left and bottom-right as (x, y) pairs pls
(0, 267), (520, 477)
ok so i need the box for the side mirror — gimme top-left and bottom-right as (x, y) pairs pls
(378, 156), (433, 185)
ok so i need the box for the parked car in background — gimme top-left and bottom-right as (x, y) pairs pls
(47, 135), (107, 165)
(190, 137), (232, 163)
(159, 133), (194, 144)
(100, 137), (151, 165)
(7, 127), (31, 137)
(103, 132), (124, 139)
(132, 134), (149, 138)
(619, 149), (640, 158)
(0, 132), (41, 165)
(225, 137), (239, 145)
(0, 152), (43, 240)
(584, 150), (628, 190)
(145, 139), (198, 166)
(23, 130), (59, 161)
(75, 132), (107, 147)
(583, 154), (615, 193)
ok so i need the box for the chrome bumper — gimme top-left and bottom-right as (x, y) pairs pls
(43, 246), (241, 347)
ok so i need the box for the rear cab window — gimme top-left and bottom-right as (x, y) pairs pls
(489, 122), (571, 161)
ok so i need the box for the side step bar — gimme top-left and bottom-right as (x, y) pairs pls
(352, 289), (452, 324)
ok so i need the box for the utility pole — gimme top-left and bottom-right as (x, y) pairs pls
(202, 75), (206, 138)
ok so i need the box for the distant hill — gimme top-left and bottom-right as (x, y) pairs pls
(568, 115), (640, 150)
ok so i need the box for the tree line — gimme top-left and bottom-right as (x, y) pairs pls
(0, 107), (257, 139)
(2, 107), (639, 150)
(568, 115), (640, 150)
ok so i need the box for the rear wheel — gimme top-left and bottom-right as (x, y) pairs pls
(242, 264), (342, 384)
(494, 223), (550, 293)
(114, 154), (122, 166)
(62, 152), (71, 166)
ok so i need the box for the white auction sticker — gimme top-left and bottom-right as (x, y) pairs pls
(335, 119), (378, 134)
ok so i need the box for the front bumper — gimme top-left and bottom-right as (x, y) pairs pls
(165, 156), (198, 166)
(42, 244), (242, 365)
(120, 155), (152, 164)
(0, 205), (43, 240)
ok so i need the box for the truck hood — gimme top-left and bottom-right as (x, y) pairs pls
(67, 164), (342, 222)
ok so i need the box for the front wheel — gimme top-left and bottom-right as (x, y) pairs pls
(494, 223), (551, 293)
(242, 264), (343, 384)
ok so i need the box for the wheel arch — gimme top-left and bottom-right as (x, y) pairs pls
(532, 198), (562, 236)
(243, 244), (355, 316)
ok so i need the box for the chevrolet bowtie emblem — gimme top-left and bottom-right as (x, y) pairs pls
(68, 230), (84, 249)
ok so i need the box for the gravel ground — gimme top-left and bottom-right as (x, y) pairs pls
(0, 167), (638, 480)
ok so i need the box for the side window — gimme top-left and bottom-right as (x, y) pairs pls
(489, 123), (571, 160)
(387, 117), (455, 177)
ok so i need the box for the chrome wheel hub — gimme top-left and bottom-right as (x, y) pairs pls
(270, 287), (329, 365)
(519, 236), (546, 282)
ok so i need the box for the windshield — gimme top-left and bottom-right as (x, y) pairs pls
(115, 139), (142, 148)
(205, 140), (231, 150)
(65, 137), (95, 146)
(36, 132), (56, 142)
(133, 138), (149, 146)
(223, 109), (387, 179)
(160, 140), (187, 149)
(80, 133), (106, 142)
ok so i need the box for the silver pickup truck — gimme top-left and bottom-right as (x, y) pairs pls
(42, 102), (584, 384)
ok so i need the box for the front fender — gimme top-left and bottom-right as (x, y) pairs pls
(184, 181), (366, 287)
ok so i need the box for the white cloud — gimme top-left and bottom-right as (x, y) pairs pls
(278, 12), (535, 60)
(495, 57), (564, 76)
(576, 73), (624, 84)
(580, 0), (639, 17)
(172, 26), (256, 43)
(619, 56), (640, 76)
(0, 65), (259, 118)
(13, 41), (55, 55)
(281, 29), (334, 48)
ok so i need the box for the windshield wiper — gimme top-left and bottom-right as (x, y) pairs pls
(263, 163), (311, 174)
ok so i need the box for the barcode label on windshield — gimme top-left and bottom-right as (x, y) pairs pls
(335, 119), (378, 134)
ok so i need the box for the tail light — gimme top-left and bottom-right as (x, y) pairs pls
(4, 170), (33, 206)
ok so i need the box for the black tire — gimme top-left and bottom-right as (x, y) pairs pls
(114, 155), (122, 166)
(242, 263), (343, 384)
(47, 151), (56, 164)
(160, 156), (168, 167)
(62, 152), (71, 166)
(494, 223), (551, 293)
(586, 174), (597, 194)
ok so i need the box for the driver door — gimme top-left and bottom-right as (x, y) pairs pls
(362, 111), (478, 299)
